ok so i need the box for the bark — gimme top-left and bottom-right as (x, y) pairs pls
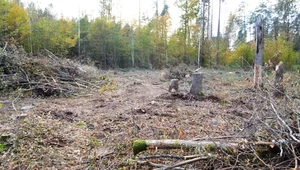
(169, 79), (179, 92)
(254, 16), (264, 89)
(133, 139), (286, 156)
(189, 72), (203, 96)
(133, 139), (238, 155)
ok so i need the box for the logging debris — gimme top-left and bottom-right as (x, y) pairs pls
(0, 43), (105, 97)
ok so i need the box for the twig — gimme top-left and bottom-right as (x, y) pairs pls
(137, 160), (185, 170)
(155, 156), (211, 170)
(291, 144), (298, 170)
(2, 41), (8, 52)
(192, 135), (247, 141)
(139, 154), (184, 160)
(270, 102), (300, 142)
(252, 146), (273, 170)
(138, 154), (204, 160)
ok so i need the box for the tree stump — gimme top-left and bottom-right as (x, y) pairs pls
(190, 72), (203, 96)
(253, 15), (264, 89)
(274, 61), (284, 97)
(169, 79), (179, 92)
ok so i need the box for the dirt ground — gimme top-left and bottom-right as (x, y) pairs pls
(1, 68), (299, 169)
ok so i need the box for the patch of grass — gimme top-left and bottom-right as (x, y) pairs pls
(89, 136), (100, 148)
(0, 143), (8, 153)
(76, 120), (86, 127)
(220, 100), (227, 106)
(99, 78), (117, 92)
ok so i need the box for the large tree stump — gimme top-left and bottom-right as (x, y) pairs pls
(169, 79), (179, 92)
(274, 61), (284, 97)
(253, 16), (264, 89)
(190, 72), (203, 96)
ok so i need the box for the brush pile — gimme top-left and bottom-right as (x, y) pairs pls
(0, 42), (104, 97)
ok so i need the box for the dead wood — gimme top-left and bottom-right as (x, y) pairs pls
(0, 46), (104, 97)
(190, 72), (203, 96)
(169, 79), (179, 92)
(132, 139), (296, 156)
(274, 61), (284, 97)
(253, 16), (264, 89)
(133, 139), (238, 155)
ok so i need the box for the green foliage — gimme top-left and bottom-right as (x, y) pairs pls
(76, 120), (86, 127)
(0, 0), (299, 70)
(227, 42), (255, 68)
(88, 136), (100, 148)
(0, 1), (29, 44)
(264, 37), (298, 69)
(0, 143), (8, 153)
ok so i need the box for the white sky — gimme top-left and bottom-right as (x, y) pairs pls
(22, 0), (262, 35)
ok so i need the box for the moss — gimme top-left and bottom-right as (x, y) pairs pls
(174, 140), (179, 147)
(204, 144), (216, 152)
(133, 140), (147, 155)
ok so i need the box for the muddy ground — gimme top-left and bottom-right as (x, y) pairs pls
(0, 68), (299, 169)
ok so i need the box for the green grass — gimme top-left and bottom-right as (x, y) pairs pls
(0, 143), (8, 153)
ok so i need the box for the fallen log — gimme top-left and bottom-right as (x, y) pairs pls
(133, 139), (238, 155)
(132, 139), (290, 156)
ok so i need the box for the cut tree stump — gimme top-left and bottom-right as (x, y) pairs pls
(274, 61), (284, 97)
(190, 72), (203, 96)
(169, 79), (179, 92)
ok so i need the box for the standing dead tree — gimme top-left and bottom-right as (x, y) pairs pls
(254, 16), (264, 89)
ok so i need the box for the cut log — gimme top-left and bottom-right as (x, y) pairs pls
(189, 72), (203, 96)
(169, 79), (179, 92)
(133, 139), (238, 155)
(274, 61), (284, 97)
(133, 139), (284, 156)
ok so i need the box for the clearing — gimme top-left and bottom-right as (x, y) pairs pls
(1, 66), (300, 169)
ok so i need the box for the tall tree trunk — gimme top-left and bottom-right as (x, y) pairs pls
(254, 16), (264, 89)
(183, 0), (188, 64)
(216, 0), (222, 66)
(197, 0), (202, 68)
(207, 0), (211, 40)
(131, 29), (135, 67)
(201, 0), (205, 64)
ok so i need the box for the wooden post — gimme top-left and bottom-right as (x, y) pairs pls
(274, 61), (284, 97)
(254, 16), (264, 89)
(190, 72), (203, 96)
(169, 79), (179, 92)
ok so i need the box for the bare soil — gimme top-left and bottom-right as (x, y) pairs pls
(1, 68), (299, 169)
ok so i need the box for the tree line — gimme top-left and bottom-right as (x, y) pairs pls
(0, 0), (299, 70)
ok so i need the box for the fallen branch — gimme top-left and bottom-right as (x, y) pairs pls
(138, 154), (203, 160)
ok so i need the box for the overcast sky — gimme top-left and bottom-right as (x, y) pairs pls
(22, 0), (262, 35)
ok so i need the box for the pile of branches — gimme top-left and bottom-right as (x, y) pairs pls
(0, 42), (104, 97)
